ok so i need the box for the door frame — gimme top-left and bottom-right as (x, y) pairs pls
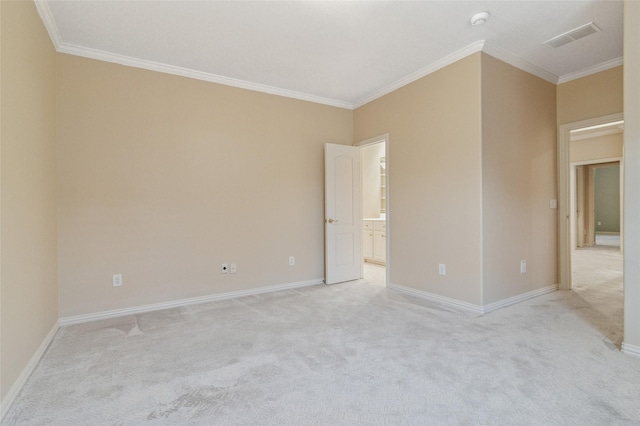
(354, 133), (390, 286)
(558, 113), (623, 290)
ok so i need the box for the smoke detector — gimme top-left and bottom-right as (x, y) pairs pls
(470, 11), (490, 26)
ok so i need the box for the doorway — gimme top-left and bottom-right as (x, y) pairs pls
(561, 116), (624, 346)
(573, 162), (621, 249)
(558, 113), (623, 290)
(356, 134), (389, 286)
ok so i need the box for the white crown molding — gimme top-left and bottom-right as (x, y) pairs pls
(1, 321), (59, 421)
(557, 57), (624, 84)
(352, 40), (486, 109)
(481, 43), (559, 84)
(59, 278), (323, 326)
(33, 0), (61, 49)
(34, 0), (351, 109)
(57, 43), (354, 110)
(35, 0), (352, 108)
(353, 40), (567, 108)
(622, 342), (640, 358)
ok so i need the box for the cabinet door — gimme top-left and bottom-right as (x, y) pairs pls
(363, 230), (374, 259)
(373, 230), (386, 263)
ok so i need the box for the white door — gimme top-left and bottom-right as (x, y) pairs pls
(325, 143), (361, 284)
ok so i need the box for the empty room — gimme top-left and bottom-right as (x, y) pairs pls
(2, 1), (640, 424)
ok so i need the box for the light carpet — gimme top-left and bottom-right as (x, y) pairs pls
(5, 262), (640, 425)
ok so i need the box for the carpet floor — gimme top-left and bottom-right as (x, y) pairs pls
(4, 259), (640, 425)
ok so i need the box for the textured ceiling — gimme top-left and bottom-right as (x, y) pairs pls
(38, 1), (623, 109)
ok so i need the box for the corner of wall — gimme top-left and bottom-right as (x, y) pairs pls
(1, 0), (59, 413)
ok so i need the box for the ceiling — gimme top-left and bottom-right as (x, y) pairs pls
(36, 1), (623, 109)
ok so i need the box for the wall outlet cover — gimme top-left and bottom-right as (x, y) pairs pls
(438, 264), (446, 275)
(112, 274), (123, 287)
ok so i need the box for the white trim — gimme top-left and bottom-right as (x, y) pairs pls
(571, 156), (622, 167)
(481, 285), (558, 314)
(33, 0), (61, 49)
(570, 127), (623, 141)
(621, 342), (640, 358)
(558, 57), (624, 84)
(388, 283), (484, 314)
(59, 278), (323, 326)
(389, 283), (557, 314)
(1, 322), (59, 421)
(354, 133), (389, 148)
(482, 44), (559, 84)
(352, 41), (485, 108)
(383, 135), (391, 289)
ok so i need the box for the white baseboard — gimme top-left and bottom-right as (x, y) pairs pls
(482, 285), (558, 314)
(388, 283), (558, 314)
(59, 278), (324, 326)
(1, 321), (59, 421)
(622, 342), (640, 357)
(388, 283), (484, 313)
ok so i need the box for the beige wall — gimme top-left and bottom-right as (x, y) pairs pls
(481, 54), (557, 305)
(1, 0), (58, 402)
(557, 66), (623, 125)
(57, 54), (353, 317)
(354, 52), (557, 308)
(355, 54), (483, 305)
(361, 142), (385, 218)
(570, 133), (623, 163)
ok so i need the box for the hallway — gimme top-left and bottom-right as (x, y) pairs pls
(572, 244), (623, 347)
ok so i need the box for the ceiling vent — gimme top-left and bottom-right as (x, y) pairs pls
(544, 22), (602, 48)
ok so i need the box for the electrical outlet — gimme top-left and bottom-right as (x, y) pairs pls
(221, 263), (228, 274)
(230, 263), (237, 273)
(438, 264), (446, 276)
(289, 256), (295, 266)
(520, 260), (527, 274)
(112, 274), (123, 287)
